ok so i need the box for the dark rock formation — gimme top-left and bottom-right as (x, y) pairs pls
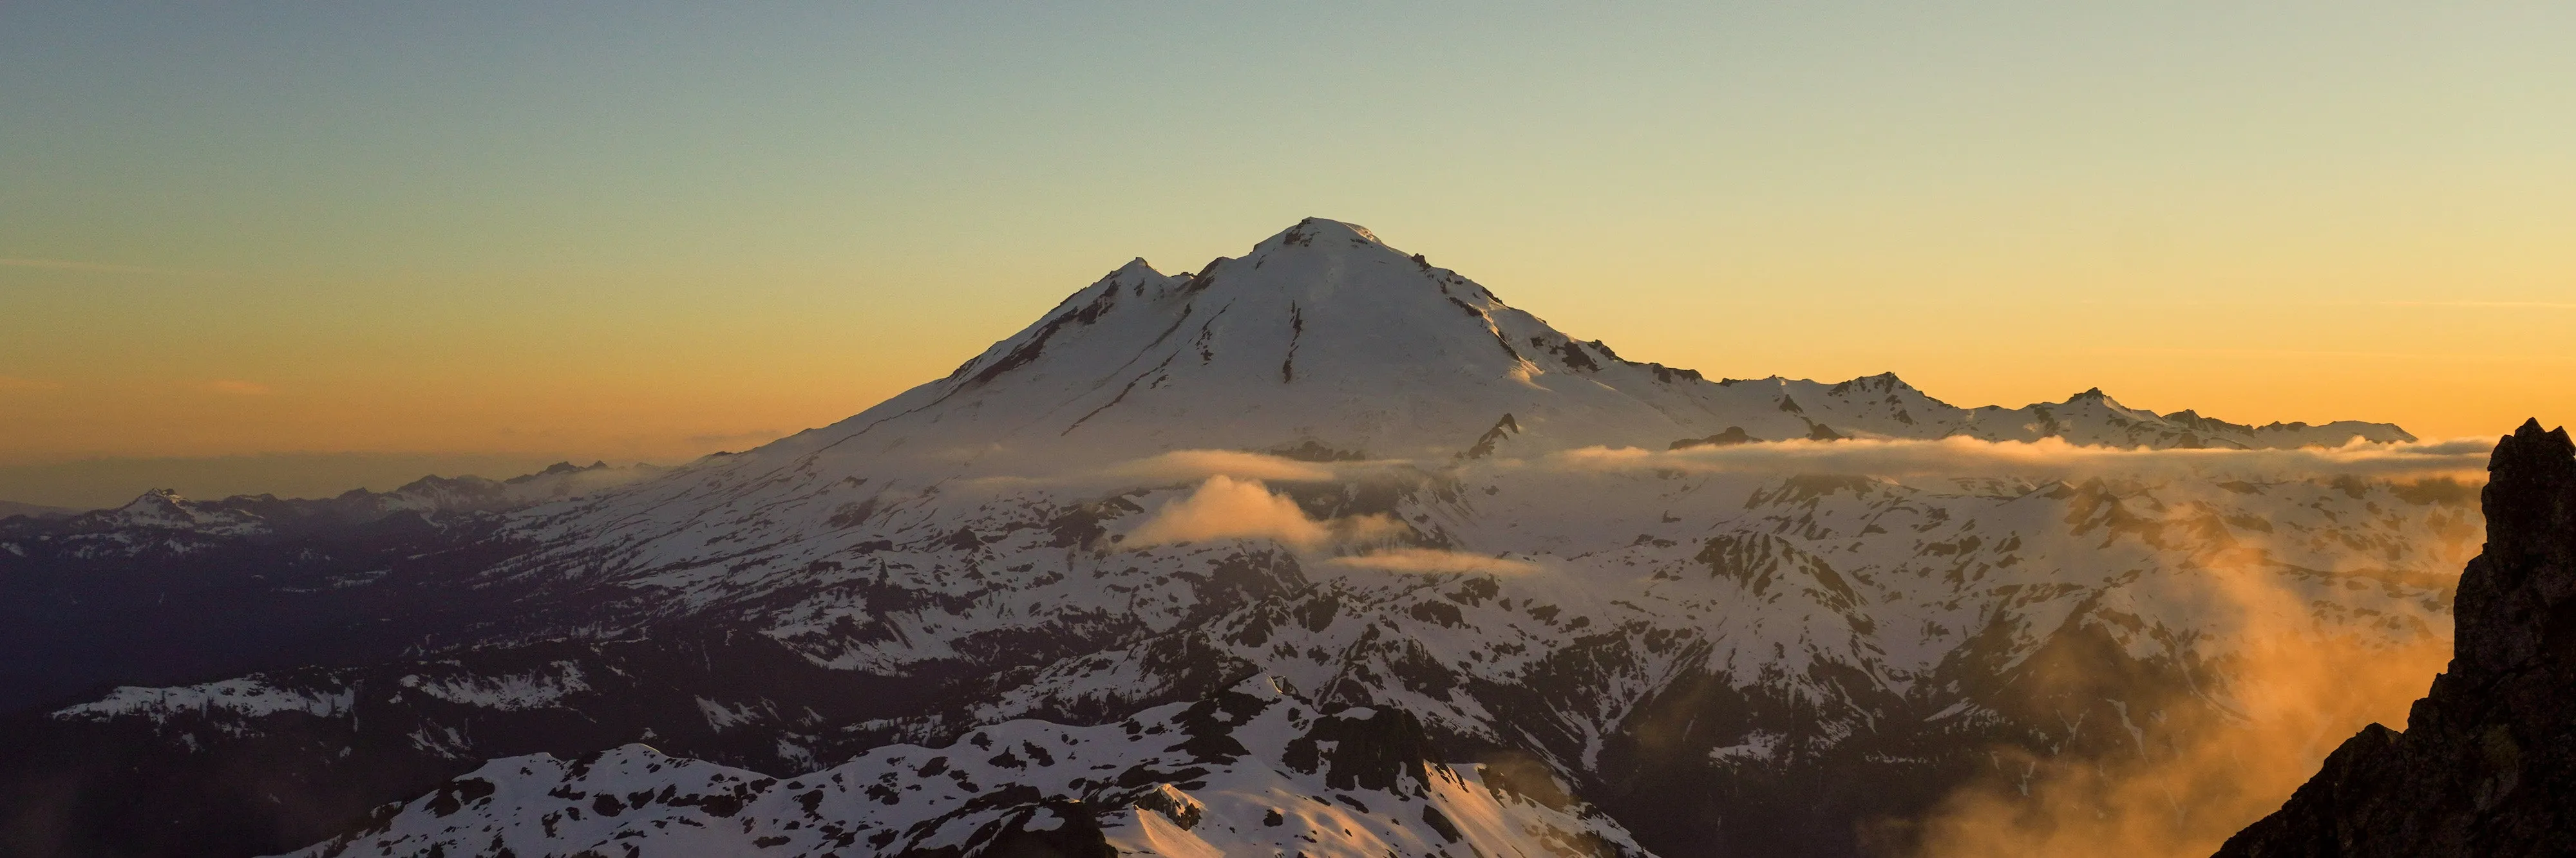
(2216, 419), (2576, 857)
(1669, 426), (1752, 450)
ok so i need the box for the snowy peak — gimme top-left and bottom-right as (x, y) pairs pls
(1273, 215), (1383, 247)
(120, 488), (187, 513)
(110, 488), (206, 528)
(847, 216), (1675, 463)
(687, 218), (2416, 493)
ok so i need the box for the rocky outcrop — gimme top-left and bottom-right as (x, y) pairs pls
(2217, 419), (2576, 857)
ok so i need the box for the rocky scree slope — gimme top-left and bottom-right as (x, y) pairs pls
(2216, 420), (2576, 857)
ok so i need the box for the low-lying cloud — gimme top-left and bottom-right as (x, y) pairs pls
(1119, 477), (1519, 578)
(1327, 547), (1539, 575)
(967, 449), (1410, 492)
(1122, 475), (1338, 548)
(1551, 436), (2492, 481)
(1899, 536), (2454, 857)
(1095, 450), (1345, 485)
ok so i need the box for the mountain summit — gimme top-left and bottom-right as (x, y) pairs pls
(813, 215), (1759, 466)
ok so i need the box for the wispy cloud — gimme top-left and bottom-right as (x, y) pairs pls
(1912, 535), (2450, 857)
(1548, 436), (2493, 481)
(202, 380), (274, 395)
(1327, 548), (1539, 575)
(1099, 450), (1343, 484)
(972, 449), (1404, 490)
(0, 376), (64, 392)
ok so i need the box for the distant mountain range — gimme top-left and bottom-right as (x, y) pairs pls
(21, 460), (663, 543)
(0, 220), (2476, 858)
(0, 499), (75, 520)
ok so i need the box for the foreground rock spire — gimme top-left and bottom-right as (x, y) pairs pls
(2217, 418), (2576, 857)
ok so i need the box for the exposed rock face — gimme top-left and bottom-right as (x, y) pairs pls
(2217, 419), (2576, 857)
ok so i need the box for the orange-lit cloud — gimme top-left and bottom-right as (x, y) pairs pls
(971, 450), (1407, 492)
(1124, 475), (1333, 548)
(1900, 541), (2453, 858)
(0, 376), (63, 392)
(1121, 475), (1412, 552)
(1097, 451), (1343, 485)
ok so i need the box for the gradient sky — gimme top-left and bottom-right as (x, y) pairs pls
(3, 2), (2571, 507)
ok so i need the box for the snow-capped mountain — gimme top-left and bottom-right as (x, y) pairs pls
(542, 218), (2395, 496)
(0, 219), (2473, 858)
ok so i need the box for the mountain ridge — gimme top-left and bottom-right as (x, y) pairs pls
(0, 499), (76, 521)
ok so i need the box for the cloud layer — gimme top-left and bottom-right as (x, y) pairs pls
(1549, 436), (2493, 481)
(1904, 536), (2453, 857)
(1094, 451), (1343, 485)
(1116, 476), (1525, 577)
(1325, 547), (1539, 575)
(1121, 475), (1334, 548)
